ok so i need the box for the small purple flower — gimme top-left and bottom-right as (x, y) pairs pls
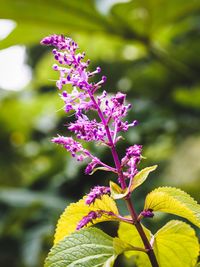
(68, 115), (106, 142)
(102, 92), (130, 120)
(60, 88), (95, 114)
(85, 160), (98, 175)
(121, 144), (142, 179)
(126, 145), (142, 158)
(76, 211), (102, 230)
(141, 209), (154, 218)
(40, 34), (72, 50)
(85, 186), (111, 205)
(51, 135), (89, 161)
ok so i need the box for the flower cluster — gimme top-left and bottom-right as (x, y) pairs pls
(41, 34), (142, 183)
(52, 135), (89, 161)
(40, 34), (138, 148)
(41, 34), (106, 92)
(85, 186), (111, 205)
(122, 144), (142, 179)
(68, 115), (106, 142)
(76, 211), (102, 230)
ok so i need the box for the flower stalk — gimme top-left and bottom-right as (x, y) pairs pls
(41, 34), (159, 267)
(93, 99), (159, 266)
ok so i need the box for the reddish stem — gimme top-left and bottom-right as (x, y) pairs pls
(89, 92), (159, 267)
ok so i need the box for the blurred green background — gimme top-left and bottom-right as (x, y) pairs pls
(0, 0), (200, 266)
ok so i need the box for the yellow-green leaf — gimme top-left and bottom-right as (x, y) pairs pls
(144, 187), (200, 228)
(118, 220), (199, 267)
(118, 221), (151, 259)
(54, 195), (119, 244)
(129, 165), (157, 192)
(110, 181), (128, 200)
(113, 237), (147, 255)
(152, 220), (199, 267)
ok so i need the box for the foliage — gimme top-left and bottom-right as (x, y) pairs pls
(144, 187), (200, 227)
(54, 195), (119, 244)
(0, 0), (200, 267)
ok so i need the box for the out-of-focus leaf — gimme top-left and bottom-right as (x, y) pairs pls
(22, 224), (53, 267)
(162, 137), (200, 198)
(0, 188), (66, 210)
(110, 0), (200, 37)
(173, 85), (200, 109)
(0, 0), (108, 49)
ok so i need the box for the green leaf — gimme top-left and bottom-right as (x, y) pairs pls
(54, 195), (119, 244)
(102, 255), (116, 267)
(110, 0), (200, 37)
(118, 220), (199, 267)
(90, 167), (113, 175)
(110, 181), (128, 200)
(144, 187), (200, 228)
(152, 220), (199, 267)
(110, 165), (157, 199)
(129, 165), (157, 192)
(45, 227), (115, 267)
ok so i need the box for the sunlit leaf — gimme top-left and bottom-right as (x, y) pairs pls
(129, 165), (157, 192)
(54, 195), (119, 244)
(113, 237), (146, 255)
(118, 220), (199, 267)
(118, 220), (151, 260)
(110, 181), (128, 200)
(144, 187), (200, 227)
(152, 220), (199, 267)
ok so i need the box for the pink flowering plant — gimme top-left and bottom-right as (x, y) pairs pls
(41, 35), (200, 267)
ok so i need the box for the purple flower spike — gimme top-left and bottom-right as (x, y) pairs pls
(85, 186), (111, 205)
(42, 34), (141, 187)
(41, 34), (104, 93)
(76, 211), (102, 230)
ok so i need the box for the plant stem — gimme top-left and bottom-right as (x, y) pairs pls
(126, 198), (159, 267)
(89, 93), (159, 267)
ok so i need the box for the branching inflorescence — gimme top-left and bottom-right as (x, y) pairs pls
(41, 35), (200, 267)
(41, 35), (140, 181)
(41, 34), (158, 267)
